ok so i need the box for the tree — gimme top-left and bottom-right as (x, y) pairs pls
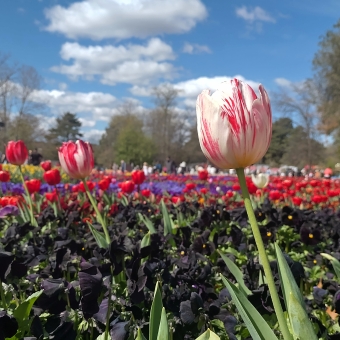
(265, 117), (294, 166)
(313, 19), (340, 135)
(47, 112), (83, 143)
(280, 126), (325, 168)
(274, 80), (319, 167)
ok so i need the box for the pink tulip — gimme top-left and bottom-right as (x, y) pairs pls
(196, 78), (272, 169)
(58, 140), (94, 179)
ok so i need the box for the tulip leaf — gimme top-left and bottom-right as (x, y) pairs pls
(135, 328), (147, 340)
(149, 281), (163, 340)
(138, 213), (156, 234)
(320, 253), (340, 280)
(13, 289), (44, 333)
(221, 275), (279, 340)
(218, 251), (252, 296)
(160, 199), (172, 236)
(195, 329), (220, 340)
(87, 222), (109, 249)
(141, 232), (151, 248)
(157, 307), (169, 340)
(275, 243), (316, 340)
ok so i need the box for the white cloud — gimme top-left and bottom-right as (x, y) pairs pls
(44, 0), (207, 40)
(82, 129), (104, 144)
(275, 77), (292, 88)
(51, 38), (177, 85)
(183, 42), (211, 54)
(236, 6), (276, 23)
(130, 75), (261, 108)
(31, 89), (117, 121)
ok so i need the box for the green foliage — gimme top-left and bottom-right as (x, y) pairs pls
(149, 281), (163, 340)
(47, 112), (83, 143)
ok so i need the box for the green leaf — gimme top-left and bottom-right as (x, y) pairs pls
(157, 307), (169, 340)
(135, 328), (147, 340)
(141, 232), (151, 248)
(160, 199), (172, 236)
(138, 213), (156, 234)
(149, 281), (163, 340)
(195, 328), (220, 340)
(87, 222), (109, 249)
(320, 253), (340, 279)
(221, 276), (279, 340)
(218, 251), (252, 296)
(13, 290), (44, 333)
(275, 243), (317, 340)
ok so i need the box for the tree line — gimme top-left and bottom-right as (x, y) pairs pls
(1, 18), (340, 168)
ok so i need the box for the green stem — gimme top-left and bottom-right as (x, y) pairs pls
(236, 168), (292, 340)
(0, 279), (7, 309)
(82, 180), (110, 244)
(19, 166), (37, 227)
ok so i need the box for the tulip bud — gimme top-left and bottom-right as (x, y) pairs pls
(58, 140), (94, 179)
(251, 173), (269, 189)
(5, 140), (28, 166)
(43, 169), (61, 186)
(196, 78), (272, 169)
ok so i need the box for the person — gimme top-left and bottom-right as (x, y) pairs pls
(30, 148), (43, 166)
(120, 160), (126, 173)
(155, 161), (162, 173)
(178, 161), (186, 175)
(165, 157), (172, 174)
(143, 162), (148, 176)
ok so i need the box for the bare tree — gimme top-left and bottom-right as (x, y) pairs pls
(274, 80), (320, 167)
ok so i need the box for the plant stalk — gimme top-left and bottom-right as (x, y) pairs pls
(82, 180), (110, 244)
(19, 166), (37, 227)
(236, 168), (292, 340)
(0, 279), (7, 309)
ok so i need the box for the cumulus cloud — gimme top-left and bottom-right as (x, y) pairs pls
(183, 43), (211, 54)
(275, 77), (292, 88)
(130, 75), (260, 108)
(236, 6), (276, 23)
(31, 89), (117, 121)
(51, 38), (177, 85)
(44, 0), (207, 40)
(82, 129), (104, 144)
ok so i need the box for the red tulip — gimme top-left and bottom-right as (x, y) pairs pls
(43, 169), (61, 186)
(131, 170), (146, 185)
(6, 140), (28, 166)
(200, 188), (208, 194)
(25, 179), (41, 194)
(232, 184), (241, 191)
(0, 197), (9, 206)
(120, 180), (135, 194)
(58, 140), (94, 179)
(196, 78), (272, 169)
(45, 191), (58, 202)
(98, 178), (110, 191)
(0, 171), (10, 182)
(141, 189), (151, 197)
(292, 196), (303, 206)
(198, 170), (208, 181)
(185, 183), (196, 191)
(269, 190), (281, 201)
(79, 181), (95, 192)
(41, 160), (52, 171)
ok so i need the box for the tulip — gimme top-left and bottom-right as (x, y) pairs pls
(141, 189), (151, 197)
(198, 170), (208, 181)
(98, 179), (110, 191)
(43, 169), (61, 186)
(5, 140), (28, 166)
(120, 180), (135, 194)
(251, 173), (269, 189)
(131, 170), (146, 185)
(41, 160), (52, 172)
(0, 171), (10, 182)
(58, 140), (94, 179)
(45, 191), (58, 203)
(196, 78), (272, 169)
(25, 179), (41, 194)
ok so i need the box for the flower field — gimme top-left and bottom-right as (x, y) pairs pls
(1, 163), (340, 339)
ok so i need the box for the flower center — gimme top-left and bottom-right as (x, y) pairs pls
(180, 251), (185, 256)
(288, 215), (293, 220)
(313, 259), (317, 264)
(202, 244), (206, 249)
(267, 232), (272, 237)
(309, 233), (314, 239)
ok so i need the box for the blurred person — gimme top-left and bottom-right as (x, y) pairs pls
(30, 148), (43, 166)
(120, 160), (126, 173)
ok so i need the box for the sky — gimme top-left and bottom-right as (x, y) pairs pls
(1, 0), (339, 143)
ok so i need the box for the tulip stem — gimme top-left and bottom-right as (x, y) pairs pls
(19, 166), (37, 227)
(236, 168), (292, 340)
(82, 180), (110, 245)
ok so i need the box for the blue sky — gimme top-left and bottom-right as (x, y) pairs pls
(1, 0), (339, 142)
